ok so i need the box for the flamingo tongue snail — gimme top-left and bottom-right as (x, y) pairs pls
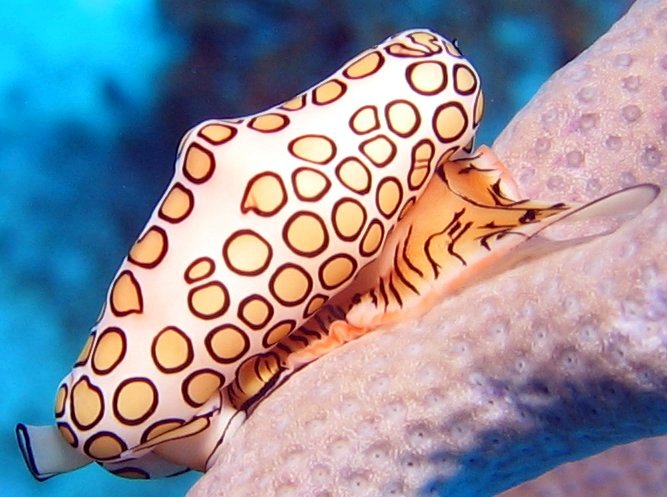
(16, 29), (659, 481)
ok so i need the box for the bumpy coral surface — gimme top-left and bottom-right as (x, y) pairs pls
(497, 0), (667, 493)
(189, 0), (667, 495)
(500, 436), (667, 497)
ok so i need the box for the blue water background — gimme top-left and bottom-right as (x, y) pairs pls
(0, 1), (631, 496)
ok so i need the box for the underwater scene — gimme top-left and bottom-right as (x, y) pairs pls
(1, 1), (633, 496)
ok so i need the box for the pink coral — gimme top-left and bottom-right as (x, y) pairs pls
(189, 0), (667, 495)
(500, 437), (667, 497)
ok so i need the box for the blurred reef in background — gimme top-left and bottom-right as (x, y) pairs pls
(0, 1), (632, 496)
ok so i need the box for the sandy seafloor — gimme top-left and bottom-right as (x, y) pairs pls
(0, 1), (634, 496)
